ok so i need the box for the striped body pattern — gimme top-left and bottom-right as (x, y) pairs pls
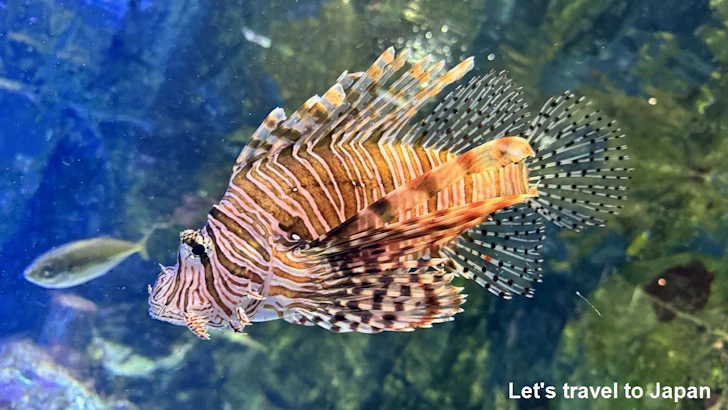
(148, 48), (630, 339)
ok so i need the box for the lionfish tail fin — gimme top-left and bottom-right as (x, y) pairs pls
(524, 92), (632, 231)
(441, 204), (545, 299)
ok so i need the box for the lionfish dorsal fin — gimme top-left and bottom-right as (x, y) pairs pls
(232, 62), (363, 173)
(233, 48), (481, 172)
(306, 49), (476, 149)
(408, 70), (532, 154)
(233, 107), (287, 173)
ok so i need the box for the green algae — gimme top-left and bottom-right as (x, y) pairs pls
(553, 254), (726, 409)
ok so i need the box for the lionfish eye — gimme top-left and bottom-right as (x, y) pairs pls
(191, 244), (206, 256)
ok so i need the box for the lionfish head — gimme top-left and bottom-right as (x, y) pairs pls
(148, 229), (220, 329)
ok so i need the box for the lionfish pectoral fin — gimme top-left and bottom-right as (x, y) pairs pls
(294, 265), (465, 334)
(282, 310), (316, 327)
(184, 312), (211, 341)
(312, 139), (535, 244)
(308, 192), (537, 261)
(441, 203), (545, 299)
(292, 194), (539, 334)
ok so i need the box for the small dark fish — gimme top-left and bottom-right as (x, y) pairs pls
(644, 260), (714, 321)
(24, 236), (150, 289)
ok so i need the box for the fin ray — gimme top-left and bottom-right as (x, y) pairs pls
(410, 71), (531, 152)
(524, 92), (632, 230)
(292, 266), (464, 333)
(442, 204), (544, 299)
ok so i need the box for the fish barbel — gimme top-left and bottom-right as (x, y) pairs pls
(148, 48), (631, 339)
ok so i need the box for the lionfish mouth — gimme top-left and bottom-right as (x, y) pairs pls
(147, 303), (186, 326)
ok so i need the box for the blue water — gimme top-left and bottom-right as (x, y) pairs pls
(1, 0), (726, 409)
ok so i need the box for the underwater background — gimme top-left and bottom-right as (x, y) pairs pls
(0, 0), (727, 409)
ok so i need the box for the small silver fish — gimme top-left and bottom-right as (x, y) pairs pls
(24, 235), (150, 289)
(242, 27), (271, 48)
(51, 292), (99, 313)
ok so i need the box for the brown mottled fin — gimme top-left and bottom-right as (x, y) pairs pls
(523, 92), (632, 231)
(317, 258), (448, 288)
(295, 266), (464, 334)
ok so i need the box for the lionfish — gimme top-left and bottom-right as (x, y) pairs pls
(148, 48), (630, 339)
